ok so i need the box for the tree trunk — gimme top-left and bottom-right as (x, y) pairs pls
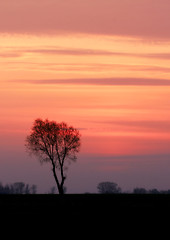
(51, 162), (65, 195)
(58, 185), (64, 195)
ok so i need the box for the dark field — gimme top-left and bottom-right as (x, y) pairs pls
(1, 194), (170, 235)
(1, 194), (170, 217)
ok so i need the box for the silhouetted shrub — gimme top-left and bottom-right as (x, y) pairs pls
(97, 182), (121, 194)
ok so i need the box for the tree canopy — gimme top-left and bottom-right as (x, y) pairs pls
(97, 182), (122, 194)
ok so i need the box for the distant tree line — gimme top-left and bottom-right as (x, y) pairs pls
(1, 180), (170, 194)
(133, 187), (170, 194)
(0, 182), (65, 194)
(97, 182), (170, 194)
(0, 182), (37, 194)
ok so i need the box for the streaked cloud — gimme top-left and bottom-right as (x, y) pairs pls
(2, 47), (170, 60)
(0, 52), (22, 58)
(28, 50), (170, 60)
(0, 47), (116, 57)
(104, 120), (170, 133)
(23, 48), (117, 56)
(15, 78), (170, 86)
(0, 0), (170, 40)
(93, 153), (170, 162)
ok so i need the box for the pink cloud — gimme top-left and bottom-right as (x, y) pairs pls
(105, 120), (170, 133)
(14, 78), (170, 86)
(4, 47), (170, 59)
(0, 0), (170, 39)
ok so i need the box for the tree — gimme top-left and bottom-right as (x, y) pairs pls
(133, 188), (147, 194)
(25, 118), (81, 194)
(97, 182), (121, 194)
(148, 188), (160, 194)
(0, 182), (37, 194)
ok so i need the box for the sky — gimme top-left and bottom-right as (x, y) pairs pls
(0, 0), (170, 193)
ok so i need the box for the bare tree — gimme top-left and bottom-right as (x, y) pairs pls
(25, 118), (81, 194)
(97, 182), (121, 194)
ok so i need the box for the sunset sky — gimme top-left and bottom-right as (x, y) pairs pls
(0, 0), (170, 193)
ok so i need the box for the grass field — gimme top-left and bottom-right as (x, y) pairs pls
(1, 194), (170, 217)
(1, 194), (169, 237)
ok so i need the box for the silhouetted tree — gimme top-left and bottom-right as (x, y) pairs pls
(12, 182), (25, 194)
(25, 118), (81, 194)
(97, 181), (121, 194)
(49, 186), (57, 194)
(148, 188), (160, 194)
(31, 184), (37, 194)
(0, 182), (37, 194)
(160, 190), (170, 194)
(133, 188), (147, 194)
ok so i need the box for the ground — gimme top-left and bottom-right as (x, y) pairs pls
(1, 194), (170, 217)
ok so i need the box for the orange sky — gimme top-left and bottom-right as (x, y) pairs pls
(0, 0), (170, 192)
